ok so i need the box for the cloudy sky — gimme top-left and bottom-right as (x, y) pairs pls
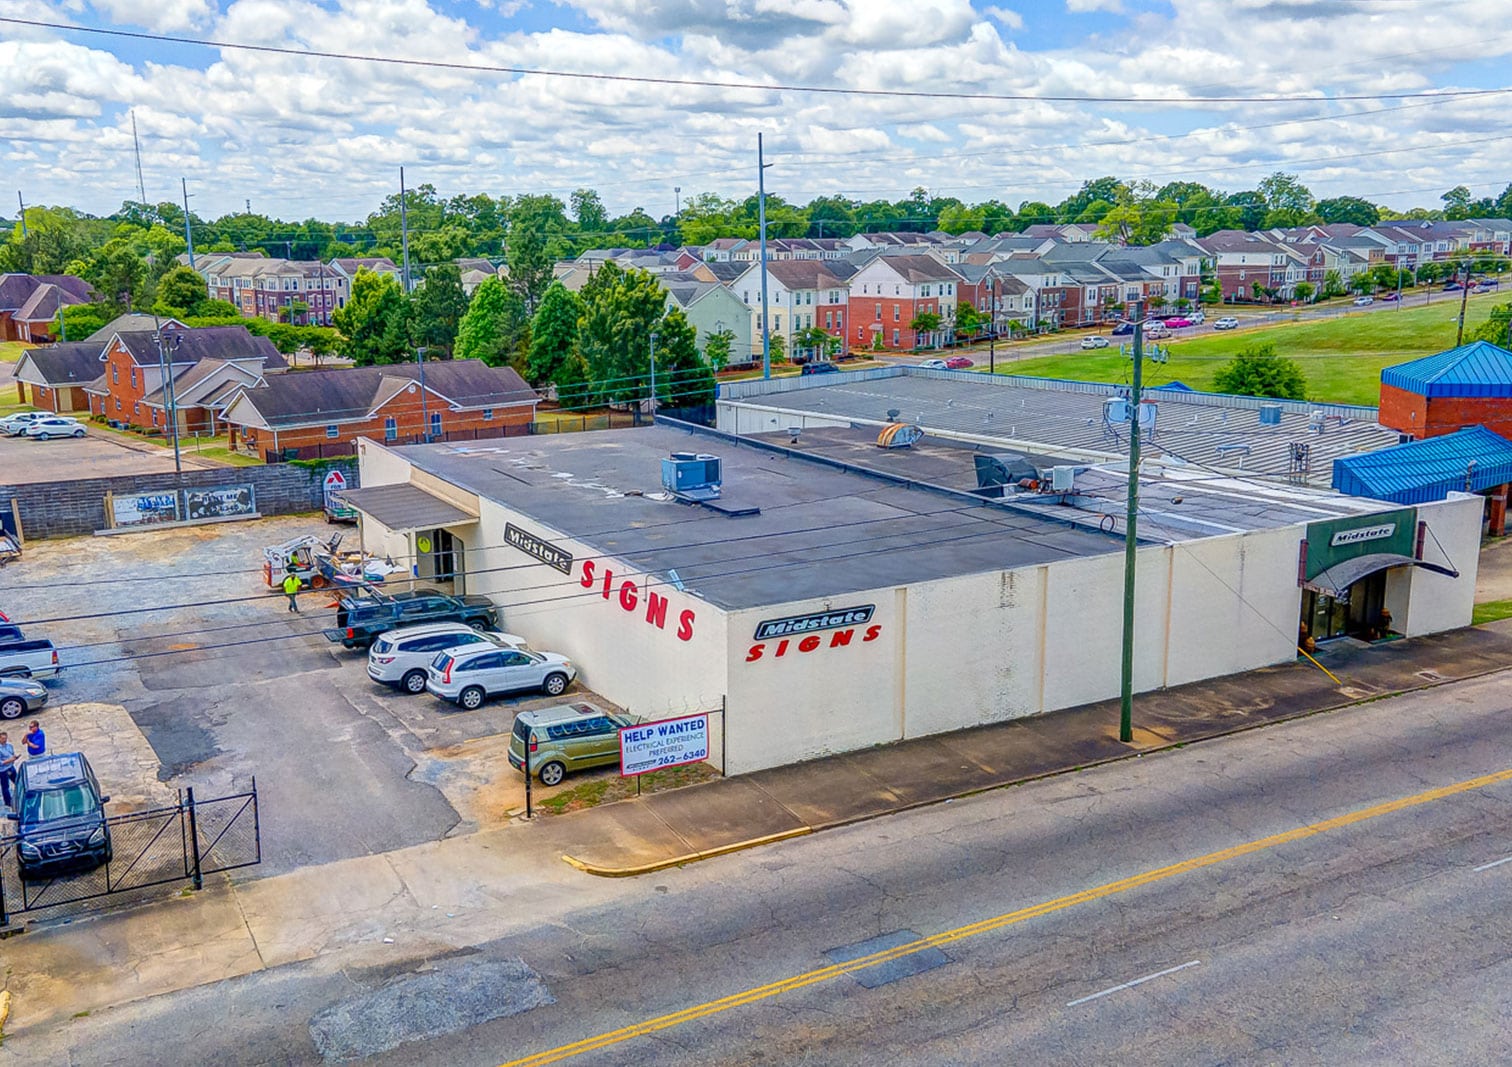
(2, 0), (1510, 222)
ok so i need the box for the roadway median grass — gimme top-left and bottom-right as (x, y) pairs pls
(995, 295), (1503, 406)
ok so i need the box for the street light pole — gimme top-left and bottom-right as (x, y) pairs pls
(989, 275), (997, 374)
(758, 133), (773, 380)
(648, 330), (658, 419)
(1119, 299), (1145, 744)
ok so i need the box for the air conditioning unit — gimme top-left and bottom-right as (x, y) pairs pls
(1050, 465), (1076, 492)
(661, 452), (722, 501)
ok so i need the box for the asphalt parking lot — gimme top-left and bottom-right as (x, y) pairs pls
(0, 423), (208, 483)
(2, 515), (622, 878)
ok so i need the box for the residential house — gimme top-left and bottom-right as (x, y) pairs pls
(12, 342), (101, 412)
(1195, 231), (1308, 301)
(0, 273), (96, 342)
(84, 325), (287, 435)
(846, 254), (961, 350)
(952, 264), (1037, 335)
(202, 255), (349, 325)
(843, 232), (940, 253)
(220, 360), (537, 460)
(741, 261), (853, 361)
(702, 238), (749, 262)
(662, 278), (759, 367)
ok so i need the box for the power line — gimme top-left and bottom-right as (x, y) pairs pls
(7, 17), (1508, 106)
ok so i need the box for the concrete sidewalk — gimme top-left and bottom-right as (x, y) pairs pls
(552, 621), (1512, 874)
(3, 622), (1509, 1037)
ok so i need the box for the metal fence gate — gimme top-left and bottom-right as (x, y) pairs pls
(0, 783), (261, 926)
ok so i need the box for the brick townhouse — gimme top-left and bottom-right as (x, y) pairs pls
(220, 359), (538, 460)
(83, 324), (286, 433)
(847, 254), (962, 350)
(0, 273), (96, 342)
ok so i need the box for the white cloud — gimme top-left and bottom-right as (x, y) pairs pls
(983, 5), (1022, 30)
(1065, 0), (1122, 12)
(88, 0), (214, 31)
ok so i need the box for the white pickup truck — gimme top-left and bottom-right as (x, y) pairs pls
(0, 638), (61, 679)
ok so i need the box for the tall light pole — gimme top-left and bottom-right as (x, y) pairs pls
(648, 330), (658, 419)
(181, 178), (196, 270)
(758, 133), (773, 380)
(988, 274), (997, 374)
(674, 187), (681, 218)
(399, 166), (412, 294)
(152, 318), (183, 475)
(1119, 299), (1146, 744)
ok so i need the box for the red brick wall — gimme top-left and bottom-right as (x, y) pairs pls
(848, 295), (941, 349)
(101, 340), (151, 424)
(1379, 382), (1512, 439)
(240, 392), (534, 453)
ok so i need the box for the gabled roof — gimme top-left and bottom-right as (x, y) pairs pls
(0, 273), (95, 312)
(14, 341), (102, 387)
(1380, 341), (1512, 398)
(111, 326), (287, 369)
(14, 282), (88, 324)
(765, 260), (849, 291)
(702, 261), (754, 283)
(1332, 426), (1512, 504)
(863, 253), (960, 284)
(88, 312), (183, 341)
(224, 360), (537, 429)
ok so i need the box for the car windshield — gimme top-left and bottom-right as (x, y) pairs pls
(432, 652), (455, 672)
(21, 784), (96, 825)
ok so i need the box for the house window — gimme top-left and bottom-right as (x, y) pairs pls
(892, 328), (900, 346)
(825, 312), (833, 329)
(384, 417), (397, 441)
(894, 305), (900, 322)
(115, 398), (122, 412)
(921, 285), (931, 297)
(133, 402), (140, 415)
(429, 413), (442, 437)
(483, 408), (494, 421)
(111, 365), (119, 384)
(326, 425), (339, 439)
(130, 368), (137, 388)
(874, 303), (881, 320)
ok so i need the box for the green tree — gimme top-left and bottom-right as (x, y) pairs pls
(1293, 281), (1316, 304)
(455, 275), (530, 369)
(333, 268), (410, 365)
(702, 327), (735, 372)
(1469, 303), (1512, 347)
(82, 238), (148, 313)
(1316, 196), (1380, 225)
(1258, 172), (1318, 228)
(1212, 342), (1307, 399)
(577, 262), (668, 401)
(1322, 269), (1346, 298)
(792, 326), (832, 361)
(0, 205), (97, 274)
(909, 310), (943, 348)
(571, 188), (608, 231)
(410, 263), (469, 358)
(1441, 185), (1474, 221)
(652, 307), (716, 408)
(955, 301), (986, 337)
(1096, 198), (1177, 245)
(52, 302), (115, 341)
(526, 281), (584, 386)
(767, 331), (787, 363)
(153, 265), (208, 316)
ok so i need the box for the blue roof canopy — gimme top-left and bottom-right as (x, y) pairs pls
(1380, 340), (1512, 399)
(1332, 425), (1512, 504)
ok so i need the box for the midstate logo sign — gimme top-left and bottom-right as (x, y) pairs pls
(746, 605), (882, 663)
(753, 605), (875, 641)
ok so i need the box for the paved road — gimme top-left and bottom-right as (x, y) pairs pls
(10, 666), (1510, 1065)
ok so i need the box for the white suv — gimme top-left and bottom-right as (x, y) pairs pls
(426, 644), (577, 710)
(367, 623), (526, 693)
(22, 416), (86, 440)
(0, 412), (48, 436)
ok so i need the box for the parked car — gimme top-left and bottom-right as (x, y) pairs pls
(799, 361), (840, 376)
(1111, 322), (1135, 336)
(1472, 284), (1493, 294)
(7, 752), (112, 881)
(1443, 282), (1463, 292)
(1213, 317), (1240, 330)
(324, 587), (499, 649)
(425, 643), (578, 709)
(1380, 292), (1400, 302)
(1353, 296), (1374, 306)
(508, 702), (635, 786)
(20, 416), (85, 440)
(944, 356), (974, 369)
(0, 412), (48, 437)
(0, 676), (49, 720)
(1163, 317), (1193, 328)
(1145, 323), (1170, 339)
(918, 358), (949, 369)
(1188, 311), (1206, 324)
(0, 637), (61, 679)
(1080, 336), (1110, 349)
(367, 622), (527, 693)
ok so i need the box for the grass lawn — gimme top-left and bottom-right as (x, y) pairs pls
(186, 440), (262, 466)
(0, 341), (36, 363)
(996, 295), (1504, 406)
(1472, 599), (1512, 626)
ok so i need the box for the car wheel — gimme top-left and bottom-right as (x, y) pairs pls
(72, 428), (85, 438)
(37, 432), (51, 440)
(538, 760), (566, 787)
(541, 672), (569, 696)
(458, 686), (486, 710)
(401, 669), (427, 694)
(0, 696), (25, 719)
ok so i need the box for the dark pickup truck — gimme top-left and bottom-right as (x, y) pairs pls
(324, 587), (499, 649)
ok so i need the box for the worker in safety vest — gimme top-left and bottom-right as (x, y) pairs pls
(282, 571), (302, 613)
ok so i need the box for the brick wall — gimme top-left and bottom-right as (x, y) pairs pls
(1380, 383), (1512, 439)
(0, 458), (358, 539)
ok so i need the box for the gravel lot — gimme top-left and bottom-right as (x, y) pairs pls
(1, 515), (620, 878)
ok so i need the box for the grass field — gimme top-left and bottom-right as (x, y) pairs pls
(0, 341), (36, 363)
(996, 295), (1505, 406)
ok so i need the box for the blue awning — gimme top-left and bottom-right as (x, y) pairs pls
(1331, 426), (1512, 504)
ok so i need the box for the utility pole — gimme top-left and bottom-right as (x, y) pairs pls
(151, 317), (183, 475)
(989, 274), (997, 373)
(181, 178), (196, 270)
(131, 109), (148, 208)
(758, 133), (773, 380)
(417, 346), (430, 443)
(1119, 299), (1145, 744)
(648, 330), (658, 419)
(1455, 262), (1473, 346)
(399, 166), (412, 294)
(674, 187), (681, 218)
(16, 191), (26, 236)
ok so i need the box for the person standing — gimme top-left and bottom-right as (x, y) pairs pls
(23, 720), (45, 759)
(0, 732), (16, 809)
(282, 570), (302, 613)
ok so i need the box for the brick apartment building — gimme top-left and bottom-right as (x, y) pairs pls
(1378, 341), (1512, 441)
(221, 360), (538, 460)
(847, 254), (961, 350)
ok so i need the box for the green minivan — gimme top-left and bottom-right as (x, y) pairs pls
(508, 702), (631, 786)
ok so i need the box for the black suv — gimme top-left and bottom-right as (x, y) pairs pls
(8, 752), (112, 881)
(324, 587), (499, 649)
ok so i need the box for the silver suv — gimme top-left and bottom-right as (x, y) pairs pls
(426, 644), (577, 710)
(367, 623), (526, 694)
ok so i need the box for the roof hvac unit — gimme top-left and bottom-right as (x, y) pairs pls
(1259, 405), (1283, 425)
(1050, 465), (1077, 492)
(661, 452), (723, 502)
(973, 453), (1039, 493)
(876, 423), (925, 449)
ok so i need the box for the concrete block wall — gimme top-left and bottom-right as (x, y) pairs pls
(0, 459), (359, 539)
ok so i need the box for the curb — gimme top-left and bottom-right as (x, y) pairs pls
(560, 660), (1512, 878)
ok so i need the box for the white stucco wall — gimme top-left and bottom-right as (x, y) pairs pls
(1393, 493), (1482, 637)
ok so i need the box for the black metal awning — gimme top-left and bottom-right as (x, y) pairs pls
(337, 483), (477, 533)
(1303, 552), (1459, 598)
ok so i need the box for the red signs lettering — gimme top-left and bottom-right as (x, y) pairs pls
(745, 624), (882, 663)
(579, 559), (695, 641)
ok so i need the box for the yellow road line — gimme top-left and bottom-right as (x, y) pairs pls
(501, 766), (1512, 1067)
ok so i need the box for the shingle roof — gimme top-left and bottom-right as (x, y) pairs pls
(870, 254), (960, 284)
(0, 273), (95, 312)
(227, 360), (537, 428)
(113, 325), (287, 370)
(1332, 426), (1512, 504)
(15, 341), (101, 385)
(1380, 341), (1512, 398)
